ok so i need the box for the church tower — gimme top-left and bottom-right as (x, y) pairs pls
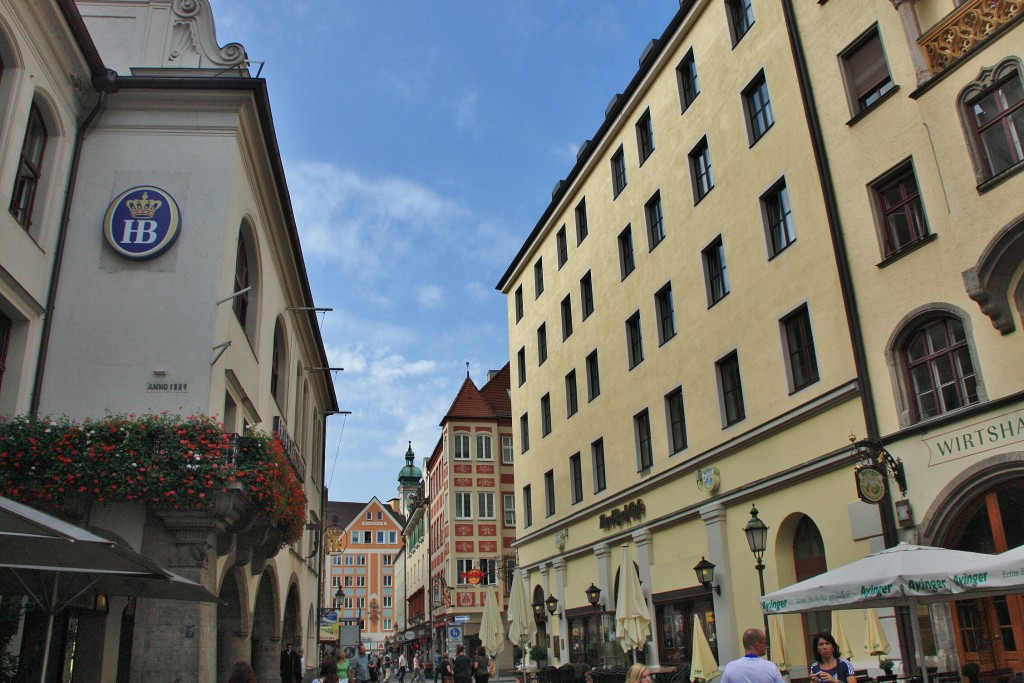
(397, 441), (423, 517)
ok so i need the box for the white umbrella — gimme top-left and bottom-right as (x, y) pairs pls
(690, 615), (719, 682)
(830, 612), (853, 660)
(769, 614), (791, 673)
(760, 543), (999, 683)
(614, 544), (651, 661)
(481, 587), (506, 658)
(864, 608), (890, 657)
(964, 543), (1024, 591)
(507, 571), (536, 665)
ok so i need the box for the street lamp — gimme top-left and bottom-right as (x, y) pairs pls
(692, 557), (721, 595)
(584, 583), (602, 607)
(743, 504), (770, 654)
(545, 594), (560, 618)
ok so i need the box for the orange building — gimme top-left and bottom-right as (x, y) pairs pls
(427, 365), (515, 661)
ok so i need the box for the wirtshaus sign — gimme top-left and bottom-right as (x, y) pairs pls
(925, 406), (1024, 465)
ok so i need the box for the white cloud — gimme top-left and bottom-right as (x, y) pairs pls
(418, 285), (444, 308)
(553, 141), (581, 162)
(455, 91), (479, 130)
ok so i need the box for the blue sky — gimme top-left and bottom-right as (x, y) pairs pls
(209, 1), (680, 504)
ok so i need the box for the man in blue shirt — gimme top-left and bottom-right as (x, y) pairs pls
(721, 629), (785, 683)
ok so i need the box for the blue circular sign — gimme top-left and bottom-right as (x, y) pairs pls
(103, 185), (182, 260)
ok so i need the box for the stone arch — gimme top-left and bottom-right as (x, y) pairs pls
(282, 573), (302, 656)
(251, 566), (281, 683)
(963, 214), (1024, 335)
(233, 217), (261, 346)
(774, 512), (831, 664)
(217, 565), (251, 681)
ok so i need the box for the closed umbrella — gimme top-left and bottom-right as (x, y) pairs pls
(481, 587), (506, 659)
(864, 609), (890, 656)
(690, 615), (719, 683)
(615, 544), (651, 661)
(769, 614), (791, 673)
(830, 612), (853, 660)
(507, 571), (536, 666)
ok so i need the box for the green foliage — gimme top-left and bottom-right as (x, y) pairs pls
(0, 597), (22, 682)
(528, 645), (548, 662)
(879, 658), (894, 672)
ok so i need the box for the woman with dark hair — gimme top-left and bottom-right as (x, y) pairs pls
(318, 656), (341, 683)
(472, 647), (490, 683)
(228, 661), (258, 683)
(809, 632), (857, 683)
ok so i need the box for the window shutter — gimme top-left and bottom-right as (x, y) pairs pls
(849, 33), (889, 101)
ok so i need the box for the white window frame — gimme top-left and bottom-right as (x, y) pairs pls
(503, 494), (516, 527)
(502, 436), (514, 464)
(457, 559), (474, 585)
(383, 575), (392, 587)
(478, 492), (495, 520)
(476, 434), (493, 460)
(455, 492), (472, 519)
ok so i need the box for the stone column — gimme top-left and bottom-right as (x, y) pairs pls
(593, 543), (611, 611)
(631, 529), (659, 668)
(699, 503), (737, 663)
(539, 563), (552, 661)
(553, 558), (567, 664)
(890, 0), (932, 86)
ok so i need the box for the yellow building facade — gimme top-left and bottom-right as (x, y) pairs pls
(498, 0), (1023, 676)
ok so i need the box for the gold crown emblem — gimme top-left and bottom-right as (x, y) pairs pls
(125, 191), (162, 219)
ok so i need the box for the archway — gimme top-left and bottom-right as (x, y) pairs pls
(218, 567), (250, 681)
(283, 580), (302, 666)
(252, 570), (279, 683)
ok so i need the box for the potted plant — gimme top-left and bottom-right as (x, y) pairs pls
(529, 645), (548, 664)
(513, 645), (524, 669)
(879, 659), (895, 678)
(962, 662), (981, 683)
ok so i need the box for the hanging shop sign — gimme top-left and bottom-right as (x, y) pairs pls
(854, 464), (887, 504)
(103, 185), (182, 260)
(599, 498), (646, 530)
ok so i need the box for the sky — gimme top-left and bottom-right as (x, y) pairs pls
(208, 1), (681, 504)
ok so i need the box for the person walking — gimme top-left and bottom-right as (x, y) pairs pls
(471, 647), (489, 683)
(452, 645), (472, 683)
(399, 652), (408, 683)
(433, 651), (443, 683)
(282, 643), (300, 683)
(351, 644), (375, 683)
(720, 629), (785, 683)
(337, 650), (351, 682)
(809, 632), (858, 683)
(411, 652), (426, 683)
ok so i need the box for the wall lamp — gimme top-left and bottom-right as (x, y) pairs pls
(693, 557), (721, 595)
(585, 583), (602, 606)
(533, 595), (561, 620)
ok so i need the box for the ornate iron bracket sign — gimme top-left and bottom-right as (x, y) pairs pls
(851, 435), (908, 504)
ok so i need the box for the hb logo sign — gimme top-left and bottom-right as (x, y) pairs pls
(103, 186), (182, 260)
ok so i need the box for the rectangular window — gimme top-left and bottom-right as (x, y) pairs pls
(383, 575), (392, 587)
(636, 109), (655, 163)
(580, 271), (595, 319)
(502, 435), (514, 464)
(454, 433), (470, 460)
(383, 596), (392, 608)
(479, 558), (498, 585)
(537, 323), (548, 365)
(744, 70), (774, 143)
(520, 413), (530, 453)
(626, 312), (644, 369)
(635, 409), (653, 471)
(703, 236), (730, 306)
(455, 492), (472, 519)
(690, 137), (714, 202)
(523, 485), (533, 528)
(357, 576), (366, 587)
(873, 162), (929, 257)
(503, 493), (516, 526)
(514, 286), (524, 322)
(357, 554), (366, 566)
(586, 350), (601, 401)
(517, 347), (527, 386)
(478, 492), (495, 519)
(362, 531), (371, 543)
(645, 192), (665, 250)
(611, 145), (628, 197)
(332, 576), (341, 587)
(592, 438), (607, 493)
(575, 198), (589, 244)
(332, 555), (342, 566)
(377, 531), (385, 543)
(383, 553), (393, 564)
(540, 393), (552, 436)
(967, 68), (1024, 179)
(544, 470), (555, 517)
(842, 28), (894, 114)
(344, 576), (353, 587)
(666, 387), (687, 454)
(619, 225), (636, 280)
(763, 179), (796, 257)
(9, 104), (47, 229)
(717, 351), (746, 426)
(477, 434), (493, 460)
(345, 555), (354, 566)
(534, 258), (544, 298)
(782, 305), (820, 391)
(570, 453), (583, 504)
(727, 0), (755, 45)
(677, 49), (701, 111)
(655, 282), (676, 345)
(565, 370), (578, 418)
(561, 295), (573, 340)
(383, 619), (392, 631)
(457, 559), (474, 585)
(556, 225), (569, 268)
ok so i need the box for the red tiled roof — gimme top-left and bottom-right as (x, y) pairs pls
(479, 363), (511, 417)
(441, 375), (496, 424)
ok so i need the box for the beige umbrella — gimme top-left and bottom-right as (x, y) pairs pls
(830, 612), (853, 660)
(769, 614), (791, 673)
(864, 608), (890, 656)
(614, 544), (651, 660)
(506, 571), (536, 665)
(690, 615), (720, 683)
(481, 587), (506, 658)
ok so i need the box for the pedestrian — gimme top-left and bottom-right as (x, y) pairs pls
(452, 645), (473, 683)
(318, 657), (341, 683)
(229, 661), (258, 683)
(809, 632), (858, 683)
(337, 650), (350, 682)
(399, 652), (408, 683)
(440, 653), (454, 683)
(471, 647), (489, 683)
(282, 643), (300, 683)
(411, 651), (426, 683)
(351, 643), (375, 683)
(368, 652), (379, 683)
(296, 647), (306, 683)
(625, 664), (652, 683)
(433, 650), (443, 683)
(720, 628), (785, 683)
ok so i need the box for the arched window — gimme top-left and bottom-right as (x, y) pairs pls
(271, 318), (287, 409)
(9, 103), (47, 229)
(454, 433), (470, 460)
(902, 316), (979, 423)
(793, 516), (828, 662)
(232, 222), (260, 343)
(959, 57), (1024, 187)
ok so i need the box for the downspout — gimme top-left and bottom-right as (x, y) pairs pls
(29, 70), (116, 417)
(781, 0), (912, 664)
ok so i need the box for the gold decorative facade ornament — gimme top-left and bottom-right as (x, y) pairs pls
(919, 0), (1022, 73)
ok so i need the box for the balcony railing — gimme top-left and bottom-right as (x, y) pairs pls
(919, 0), (1021, 74)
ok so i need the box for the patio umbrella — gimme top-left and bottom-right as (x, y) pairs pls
(615, 543), (651, 661)
(481, 587), (506, 658)
(964, 543), (1024, 592)
(507, 571), (536, 665)
(864, 609), (890, 657)
(768, 614), (791, 674)
(760, 543), (999, 683)
(690, 615), (719, 683)
(0, 495), (218, 683)
(830, 612), (853, 660)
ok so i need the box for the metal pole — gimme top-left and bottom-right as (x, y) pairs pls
(756, 561), (770, 658)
